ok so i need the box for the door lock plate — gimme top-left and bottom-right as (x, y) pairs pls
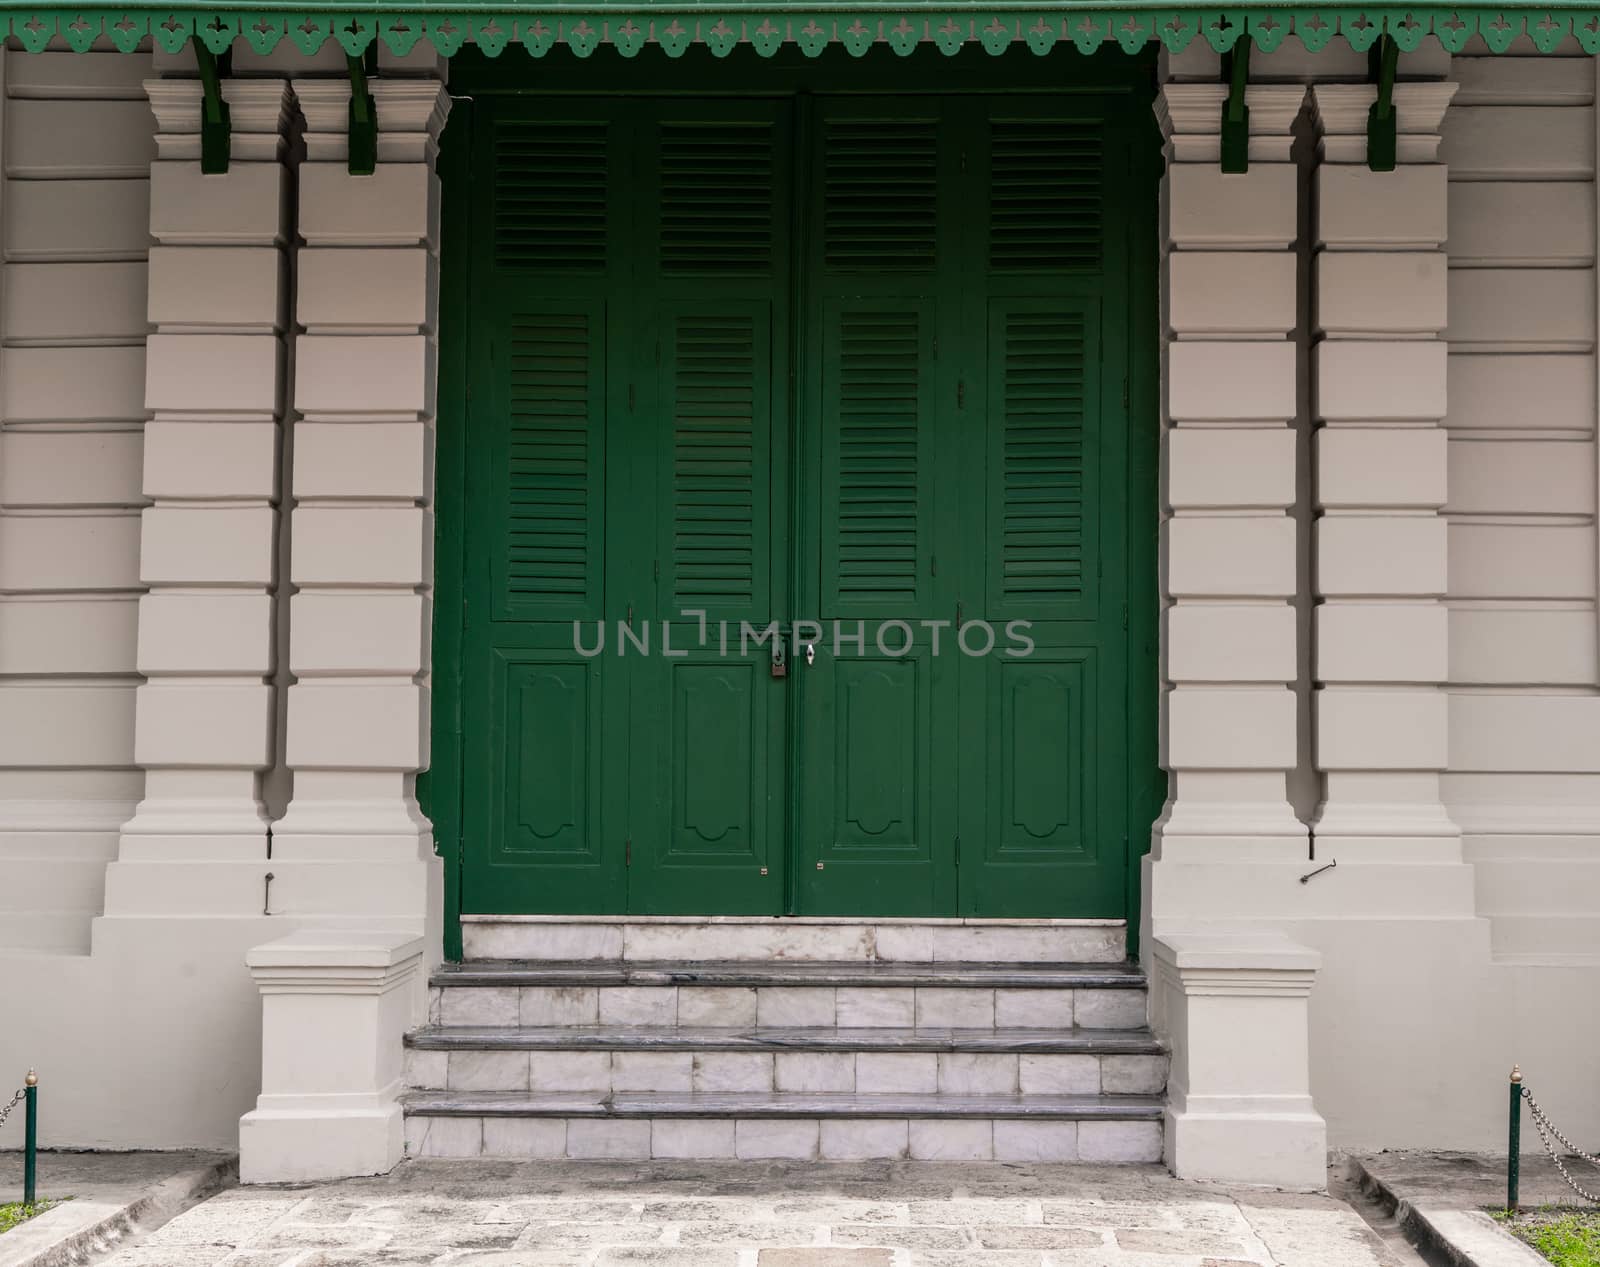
(770, 642), (787, 678)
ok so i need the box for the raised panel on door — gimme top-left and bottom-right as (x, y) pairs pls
(477, 642), (627, 910)
(799, 637), (949, 914)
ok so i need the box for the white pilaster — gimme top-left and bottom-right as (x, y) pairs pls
(1152, 84), (1308, 865)
(269, 78), (447, 926)
(106, 79), (292, 910)
(1311, 84), (1460, 858)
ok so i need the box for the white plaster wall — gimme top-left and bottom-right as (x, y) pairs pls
(1441, 53), (1600, 962)
(1148, 39), (1600, 1160)
(0, 48), (154, 952)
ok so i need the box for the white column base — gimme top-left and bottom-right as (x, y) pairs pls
(239, 929), (424, 1184)
(118, 770), (269, 856)
(1166, 1097), (1328, 1190)
(240, 1100), (403, 1184)
(1150, 932), (1328, 1191)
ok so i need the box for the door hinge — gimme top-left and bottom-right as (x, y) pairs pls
(625, 837), (632, 867)
(954, 835), (961, 867)
(1122, 377), (1130, 410)
(653, 559), (660, 582)
(1122, 602), (1129, 631)
(956, 380), (965, 409)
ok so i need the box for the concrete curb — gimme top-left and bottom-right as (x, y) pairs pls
(1349, 1157), (1549, 1267)
(0, 1155), (236, 1267)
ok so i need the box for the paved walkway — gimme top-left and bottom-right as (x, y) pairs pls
(101, 1158), (1409, 1266)
(0, 1151), (231, 1267)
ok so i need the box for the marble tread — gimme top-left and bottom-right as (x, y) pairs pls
(462, 918), (1129, 964)
(401, 1089), (1166, 1120)
(434, 959), (1145, 990)
(408, 1023), (1163, 1055)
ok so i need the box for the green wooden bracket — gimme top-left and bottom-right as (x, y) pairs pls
(1220, 35), (1251, 174)
(1367, 35), (1399, 172)
(192, 36), (230, 175)
(347, 48), (377, 176)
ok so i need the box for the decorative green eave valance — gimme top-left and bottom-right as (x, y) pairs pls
(4, 1), (1599, 58)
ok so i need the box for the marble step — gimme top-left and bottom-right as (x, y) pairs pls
(462, 916), (1128, 964)
(431, 960), (1148, 1032)
(402, 1091), (1165, 1161)
(409, 1023), (1163, 1054)
(435, 959), (1144, 988)
(406, 1037), (1167, 1098)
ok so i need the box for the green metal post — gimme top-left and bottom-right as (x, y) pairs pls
(22, 1070), (37, 1206)
(1508, 1065), (1522, 1213)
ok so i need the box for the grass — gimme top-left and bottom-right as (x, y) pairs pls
(0, 1199), (56, 1235)
(1495, 1207), (1600, 1266)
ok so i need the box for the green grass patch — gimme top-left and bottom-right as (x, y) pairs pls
(1495, 1207), (1600, 1266)
(0, 1199), (56, 1235)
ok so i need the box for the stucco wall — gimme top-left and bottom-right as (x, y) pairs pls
(1441, 52), (1600, 962)
(0, 36), (1594, 1160)
(0, 48), (154, 952)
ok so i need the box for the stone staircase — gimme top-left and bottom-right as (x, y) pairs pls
(402, 917), (1166, 1162)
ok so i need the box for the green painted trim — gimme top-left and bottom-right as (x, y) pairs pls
(419, 93), (472, 963)
(7, 5), (1599, 57)
(434, 48), (1164, 928)
(1123, 93), (1163, 959)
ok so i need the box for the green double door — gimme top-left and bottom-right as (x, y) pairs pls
(457, 89), (1137, 918)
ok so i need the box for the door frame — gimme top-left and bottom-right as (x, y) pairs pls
(421, 42), (1163, 960)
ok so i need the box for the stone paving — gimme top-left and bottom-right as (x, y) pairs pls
(100, 1158), (1409, 1266)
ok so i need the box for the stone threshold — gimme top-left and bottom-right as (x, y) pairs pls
(462, 916), (1128, 927)
(408, 1024), (1164, 1055)
(434, 960), (1145, 989)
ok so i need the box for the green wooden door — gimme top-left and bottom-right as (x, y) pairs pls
(626, 103), (793, 913)
(795, 96), (1130, 917)
(453, 85), (1141, 918)
(460, 98), (791, 914)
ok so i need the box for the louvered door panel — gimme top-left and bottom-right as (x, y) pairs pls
(658, 304), (772, 622)
(624, 103), (791, 917)
(492, 120), (610, 271)
(988, 116), (1103, 272)
(819, 299), (936, 619)
(493, 303), (607, 622)
(658, 120), (777, 276)
(821, 115), (939, 271)
(983, 300), (1099, 623)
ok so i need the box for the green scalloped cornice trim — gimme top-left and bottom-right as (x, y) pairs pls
(3, 4), (1598, 57)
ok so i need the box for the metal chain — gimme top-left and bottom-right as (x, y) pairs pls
(0, 1088), (22, 1133)
(1523, 1087), (1600, 1204)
